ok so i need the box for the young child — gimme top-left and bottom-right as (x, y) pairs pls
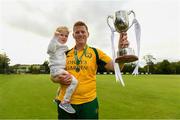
(47, 26), (78, 114)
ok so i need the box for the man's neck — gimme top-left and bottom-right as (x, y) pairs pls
(75, 44), (86, 51)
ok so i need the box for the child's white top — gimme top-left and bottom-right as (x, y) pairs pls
(47, 36), (68, 68)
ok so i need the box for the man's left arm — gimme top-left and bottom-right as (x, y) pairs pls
(104, 32), (128, 71)
(105, 60), (124, 71)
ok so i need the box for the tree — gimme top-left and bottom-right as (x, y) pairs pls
(0, 53), (10, 74)
(143, 55), (156, 74)
(170, 62), (177, 74)
(122, 63), (135, 74)
(29, 65), (40, 74)
(42, 60), (50, 74)
(159, 59), (172, 74)
(175, 61), (180, 74)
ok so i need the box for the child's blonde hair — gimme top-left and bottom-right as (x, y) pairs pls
(56, 26), (70, 34)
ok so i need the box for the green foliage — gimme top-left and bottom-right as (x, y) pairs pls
(0, 75), (180, 119)
(121, 63), (135, 74)
(175, 61), (180, 74)
(0, 53), (10, 73)
(42, 60), (50, 74)
(122, 59), (180, 74)
(158, 60), (172, 74)
(143, 54), (156, 74)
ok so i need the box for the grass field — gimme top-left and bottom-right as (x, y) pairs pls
(0, 74), (180, 119)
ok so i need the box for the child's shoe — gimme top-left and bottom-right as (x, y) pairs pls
(59, 102), (76, 114)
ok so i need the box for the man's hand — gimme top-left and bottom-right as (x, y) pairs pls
(119, 32), (129, 48)
(51, 73), (72, 85)
(57, 73), (72, 85)
(105, 60), (125, 72)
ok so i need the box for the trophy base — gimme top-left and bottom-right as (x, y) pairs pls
(115, 55), (138, 63)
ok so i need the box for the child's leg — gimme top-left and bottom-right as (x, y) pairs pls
(52, 69), (68, 102)
(59, 76), (78, 113)
(56, 87), (60, 97)
(62, 76), (78, 103)
(53, 87), (60, 103)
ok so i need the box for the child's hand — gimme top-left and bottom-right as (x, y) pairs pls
(54, 31), (60, 37)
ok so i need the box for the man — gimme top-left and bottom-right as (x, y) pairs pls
(51, 21), (129, 119)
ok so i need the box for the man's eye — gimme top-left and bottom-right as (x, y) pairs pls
(81, 31), (85, 34)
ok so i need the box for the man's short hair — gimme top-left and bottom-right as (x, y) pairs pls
(73, 21), (88, 31)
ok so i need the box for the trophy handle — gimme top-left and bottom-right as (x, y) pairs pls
(128, 10), (136, 29)
(107, 15), (115, 31)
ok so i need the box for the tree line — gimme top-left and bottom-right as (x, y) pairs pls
(0, 53), (49, 74)
(0, 53), (180, 74)
(121, 60), (180, 74)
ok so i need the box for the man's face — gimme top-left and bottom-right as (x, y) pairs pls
(73, 26), (89, 45)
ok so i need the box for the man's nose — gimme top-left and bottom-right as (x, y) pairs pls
(79, 32), (83, 35)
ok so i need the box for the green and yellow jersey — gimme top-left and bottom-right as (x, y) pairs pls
(58, 45), (112, 104)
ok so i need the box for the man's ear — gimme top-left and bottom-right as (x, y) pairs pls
(87, 31), (89, 37)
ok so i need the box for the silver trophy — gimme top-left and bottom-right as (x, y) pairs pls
(107, 10), (138, 63)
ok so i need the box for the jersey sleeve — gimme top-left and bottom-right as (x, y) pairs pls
(96, 48), (112, 65)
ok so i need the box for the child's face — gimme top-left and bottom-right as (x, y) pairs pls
(57, 31), (69, 44)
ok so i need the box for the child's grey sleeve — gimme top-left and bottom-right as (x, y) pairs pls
(47, 37), (57, 54)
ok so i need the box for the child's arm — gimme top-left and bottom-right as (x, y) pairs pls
(47, 36), (57, 54)
(47, 31), (61, 54)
